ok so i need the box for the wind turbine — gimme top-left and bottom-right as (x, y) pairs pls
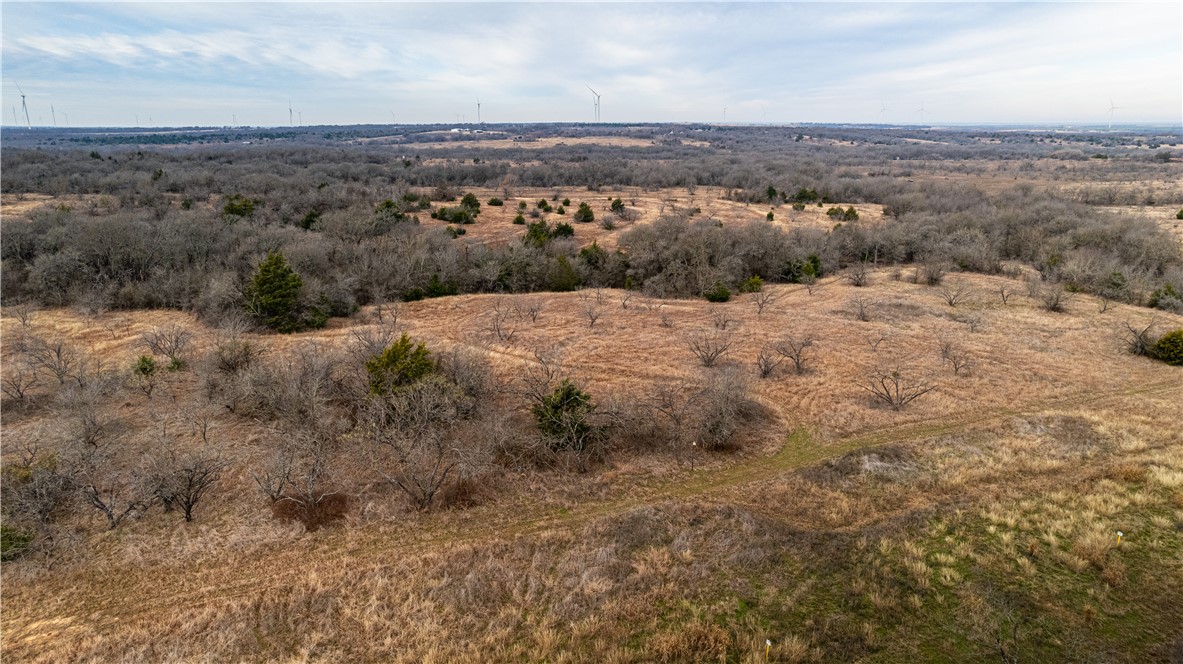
(586, 85), (601, 122)
(1102, 97), (1121, 129)
(16, 83), (30, 128)
(879, 102), (888, 123)
(11, 106), (16, 126)
(134, 114), (140, 127)
(297, 110), (302, 126)
(723, 107), (727, 123)
(63, 112), (68, 127)
(233, 113), (237, 126)
(288, 99), (293, 126)
(51, 104), (57, 126)
(915, 99), (927, 125)
(389, 109), (396, 124)
(476, 97), (481, 124)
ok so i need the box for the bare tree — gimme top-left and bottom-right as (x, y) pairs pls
(149, 451), (227, 522)
(1121, 319), (1157, 356)
(620, 292), (635, 310)
(862, 365), (937, 410)
(516, 298), (543, 322)
(1038, 285), (1073, 312)
(26, 337), (81, 385)
(251, 446), (295, 502)
(865, 329), (893, 352)
(755, 346), (783, 378)
(775, 336), (816, 374)
(75, 460), (153, 530)
(938, 338), (972, 376)
(694, 368), (755, 451)
(938, 281), (974, 307)
(751, 289), (781, 315)
(846, 296), (877, 322)
(800, 273), (817, 295)
(486, 299), (518, 342)
(583, 303), (602, 328)
(918, 261), (947, 286)
(141, 324), (194, 368)
(13, 302), (35, 327)
(685, 329), (735, 368)
(846, 262), (871, 287)
(711, 309), (737, 330)
(998, 285), (1014, 305)
(1, 360), (39, 403)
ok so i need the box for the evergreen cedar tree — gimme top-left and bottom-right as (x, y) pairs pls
(246, 251), (306, 333)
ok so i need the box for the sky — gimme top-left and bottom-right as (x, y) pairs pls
(2, 2), (1180, 128)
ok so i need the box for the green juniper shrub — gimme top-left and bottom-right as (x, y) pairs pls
(0, 524), (33, 562)
(738, 276), (764, 293)
(704, 282), (732, 302)
(610, 198), (625, 213)
(551, 222), (574, 238)
(366, 333), (435, 394)
(1150, 329), (1183, 366)
(487, 197), (503, 206)
(532, 379), (596, 451)
(513, 213), (526, 225)
(245, 251), (322, 333)
(573, 202), (595, 223)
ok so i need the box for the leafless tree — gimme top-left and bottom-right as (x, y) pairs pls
(486, 299), (518, 342)
(149, 450), (227, 522)
(620, 292), (635, 310)
(998, 285), (1014, 305)
(13, 302), (35, 327)
(711, 309), (737, 330)
(918, 261), (947, 286)
(939, 281), (974, 307)
(1038, 285), (1073, 312)
(583, 303), (602, 328)
(26, 337), (81, 385)
(73, 450), (152, 530)
(755, 346), (783, 378)
(938, 338), (972, 376)
(775, 336), (816, 374)
(847, 296), (877, 322)
(865, 330), (893, 352)
(1121, 319), (1157, 356)
(251, 446), (295, 502)
(2, 360), (39, 403)
(800, 273), (817, 295)
(519, 351), (564, 405)
(593, 287), (607, 305)
(685, 329), (735, 368)
(141, 324), (194, 368)
(516, 298), (543, 322)
(862, 364), (937, 410)
(694, 368), (755, 451)
(846, 262), (871, 287)
(751, 289), (781, 315)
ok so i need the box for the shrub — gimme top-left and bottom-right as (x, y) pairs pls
(573, 202), (595, 223)
(793, 188), (820, 203)
(518, 201), (527, 210)
(524, 221), (553, 247)
(366, 333), (435, 394)
(552, 222), (574, 238)
(446, 225), (466, 238)
(513, 213), (526, 225)
(434, 206), (476, 224)
(610, 198), (625, 213)
(245, 251), (318, 333)
(555, 205), (565, 215)
(424, 274), (459, 298)
(0, 523), (33, 562)
(532, 379), (596, 451)
(460, 193), (481, 212)
(487, 197), (503, 206)
(1176, 209), (1183, 220)
(766, 210), (774, 221)
(791, 202), (806, 211)
(134, 355), (158, 377)
(222, 194), (257, 218)
(1149, 283), (1181, 312)
(704, 283), (732, 302)
(1151, 329), (1183, 366)
(562, 198), (571, 206)
(737, 276), (764, 293)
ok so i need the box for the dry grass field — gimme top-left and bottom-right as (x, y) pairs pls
(2, 267), (1181, 662)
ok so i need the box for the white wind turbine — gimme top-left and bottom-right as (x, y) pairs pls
(16, 83), (30, 128)
(1102, 97), (1121, 129)
(586, 85), (601, 122)
(915, 99), (928, 125)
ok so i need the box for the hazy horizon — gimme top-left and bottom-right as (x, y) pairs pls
(3, 2), (1181, 128)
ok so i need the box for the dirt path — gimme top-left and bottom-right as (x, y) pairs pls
(3, 376), (1179, 653)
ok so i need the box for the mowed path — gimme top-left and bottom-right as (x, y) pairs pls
(4, 375), (1178, 656)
